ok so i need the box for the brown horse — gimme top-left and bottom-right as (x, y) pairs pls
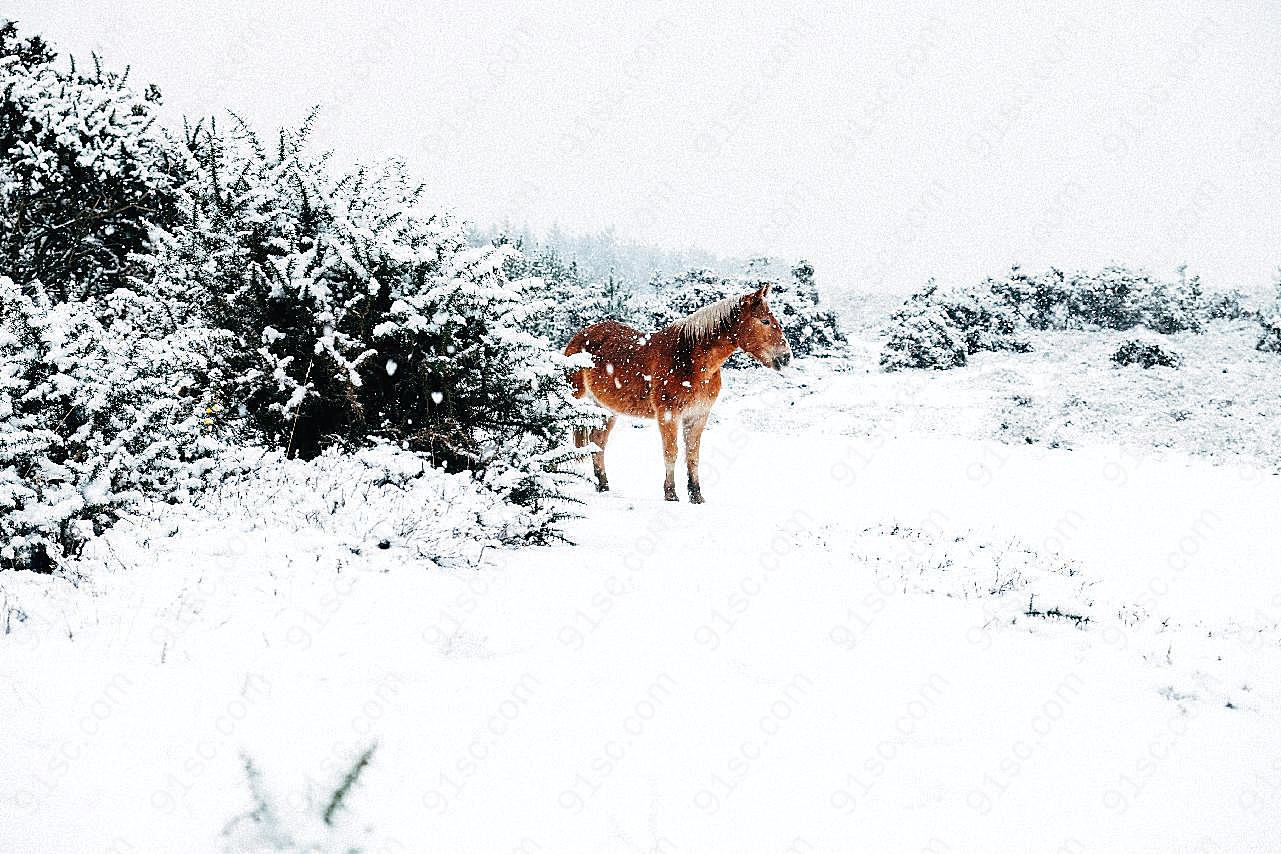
(565, 284), (791, 502)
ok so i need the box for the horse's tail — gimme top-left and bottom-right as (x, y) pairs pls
(563, 331), (589, 400)
(564, 333), (590, 448)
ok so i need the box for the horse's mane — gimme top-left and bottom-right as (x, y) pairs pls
(663, 295), (743, 370)
(671, 295), (741, 345)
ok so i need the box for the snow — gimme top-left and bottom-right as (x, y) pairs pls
(3, 321), (1281, 852)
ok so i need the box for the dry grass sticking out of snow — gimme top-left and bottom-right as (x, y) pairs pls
(818, 519), (1281, 713)
(832, 523), (1093, 617)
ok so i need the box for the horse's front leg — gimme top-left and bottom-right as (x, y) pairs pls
(682, 409), (709, 503)
(658, 413), (679, 501)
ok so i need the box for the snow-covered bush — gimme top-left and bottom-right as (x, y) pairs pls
(758, 259), (845, 357)
(0, 23), (177, 299)
(208, 443), (554, 557)
(1111, 338), (1182, 369)
(880, 297), (968, 371)
(880, 282), (1027, 371)
(988, 265), (1219, 333)
(1063, 265), (1150, 329)
(1256, 269), (1281, 354)
(1258, 313), (1281, 353)
(0, 277), (227, 570)
(987, 267), (1073, 330)
(1133, 266), (1204, 334)
(638, 268), (734, 328)
(158, 115), (587, 524)
(1199, 288), (1252, 322)
(0, 21), (591, 554)
(494, 235), (636, 347)
(885, 265), (1236, 371)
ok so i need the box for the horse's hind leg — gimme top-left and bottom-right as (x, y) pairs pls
(588, 416), (616, 492)
(682, 409), (709, 504)
(658, 414), (679, 501)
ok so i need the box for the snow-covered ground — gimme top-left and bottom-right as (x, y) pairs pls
(4, 316), (1281, 853)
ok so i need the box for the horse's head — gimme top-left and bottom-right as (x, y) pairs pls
(735, 284), (792, 370)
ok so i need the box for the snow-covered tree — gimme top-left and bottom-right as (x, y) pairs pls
(770, 260), (845, 356)
(0, 23), (177, 299)
(156, 115), (589, 525)
(493, 235), (636, 347)
(0, 277), (226, 570)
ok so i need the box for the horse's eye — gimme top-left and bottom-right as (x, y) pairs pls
(760, 318), (771, 326)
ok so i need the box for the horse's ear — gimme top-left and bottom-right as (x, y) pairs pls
(744, 283), (770, 305)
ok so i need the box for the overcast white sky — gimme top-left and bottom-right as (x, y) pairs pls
(10, 1), (1281, 293)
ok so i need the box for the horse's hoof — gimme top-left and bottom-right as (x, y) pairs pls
(596, 481), (610, 493)
(689, 492), (705, 504)
(664, 491), (679, 502)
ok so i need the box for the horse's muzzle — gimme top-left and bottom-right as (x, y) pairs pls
(771, 352), (792, 371)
